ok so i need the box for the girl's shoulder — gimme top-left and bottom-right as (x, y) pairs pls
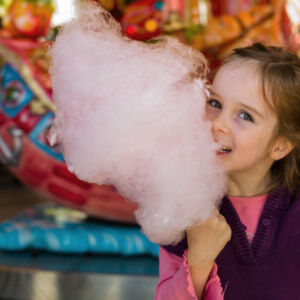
(272, 185), (300, 208)
(285, 186), (300, 217)
(291, 186), (300, 203)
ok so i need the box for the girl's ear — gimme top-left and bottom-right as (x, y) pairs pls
(270, 137), (295, 161)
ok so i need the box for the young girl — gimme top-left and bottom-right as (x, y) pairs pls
(154, 43), (300, 299)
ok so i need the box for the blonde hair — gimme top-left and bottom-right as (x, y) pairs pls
(223, 43), (300, 191)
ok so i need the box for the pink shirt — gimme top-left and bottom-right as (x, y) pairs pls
(228, 194), (267, 244)
(155, 194), (268, 300)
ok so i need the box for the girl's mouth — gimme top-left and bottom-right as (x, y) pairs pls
(217, 146), (232, 155)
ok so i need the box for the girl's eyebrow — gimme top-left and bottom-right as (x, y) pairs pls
(209, 90), (219, 97)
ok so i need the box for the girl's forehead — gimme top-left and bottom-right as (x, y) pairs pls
(212, 62), (261, 93)
(216, 61), (259, 80)
(212, 62), (275, 113)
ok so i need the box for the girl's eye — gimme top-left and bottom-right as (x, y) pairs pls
(239, 112), (253, 122)
(207, 99), (221, 109)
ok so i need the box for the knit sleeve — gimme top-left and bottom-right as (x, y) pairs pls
(155, 247), (223, 300)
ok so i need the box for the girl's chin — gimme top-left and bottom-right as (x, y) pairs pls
(215, 155), (230, 172)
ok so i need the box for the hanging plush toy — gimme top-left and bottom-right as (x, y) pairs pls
(48, 1), (226, 245)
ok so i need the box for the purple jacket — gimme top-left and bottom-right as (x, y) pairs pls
(164, 186), (300, 299)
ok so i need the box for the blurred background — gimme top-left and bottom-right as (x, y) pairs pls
(0, 0), (299, 299)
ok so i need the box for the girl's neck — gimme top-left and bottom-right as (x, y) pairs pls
(227, 172), (272, 197)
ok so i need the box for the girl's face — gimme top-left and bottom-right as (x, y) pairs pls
(206, 62), (278, 190)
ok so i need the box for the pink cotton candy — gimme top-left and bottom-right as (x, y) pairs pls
(48, 2), (226, 245)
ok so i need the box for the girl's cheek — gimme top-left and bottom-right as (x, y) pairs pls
(205, 107), (218, 121)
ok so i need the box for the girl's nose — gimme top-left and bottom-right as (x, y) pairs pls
(211, 115), (230, 135)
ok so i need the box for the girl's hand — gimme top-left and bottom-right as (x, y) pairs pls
(186, 208), (231, 298)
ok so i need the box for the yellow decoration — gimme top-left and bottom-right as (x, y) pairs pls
(30, 98), (47, 115)
(116, 0), (126, 12)
(0, 0), (12, 18)
(145, 19), (158, 33)
(98, 0), (114, 11)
